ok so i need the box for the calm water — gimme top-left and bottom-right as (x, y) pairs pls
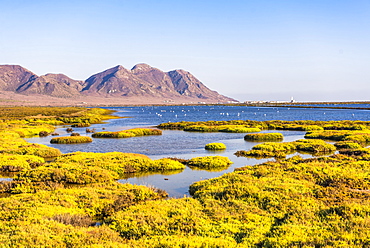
(26, 105), (370, 197)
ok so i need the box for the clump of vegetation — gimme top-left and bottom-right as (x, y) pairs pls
(0, 154), (44, 172)
(11, 123), (56, 138)
(236, 139), (336, 158)
(235, 149), (287, 158)
(50, 136), (93, 144)
(92, 128), (162, 138)
(334, 141), (363, 149)
(205, 143), (227, 150)
(183, 125), (260, 133)
(305, 130), (370, 145)
(0, 131), (61, 157)
(185, 152), (370, 246)
(244, 132), (284, 141)
(339, 148), (370, 156)
(0, 180), (166, 246)
(0, 106), (117, 127)
(252, 141), (297, 152)
(54, 152), (185, 175)
(158, 120), (267, 130)
(158, 119), (370, 133)
(71, 122), (90, 127)
(294, 139), (336, 153)
(14, 164), (117, 187)
(49, 213), (96, 227)
(38, 131), (49, 137)
(187, 156), (233, 169)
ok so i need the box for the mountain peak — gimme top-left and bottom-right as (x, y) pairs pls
(112, 65), (130, 73)
(114, 65), (125, 70)
(131, 63), (154, 72)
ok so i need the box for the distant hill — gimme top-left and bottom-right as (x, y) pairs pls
(0, 64), (236, 105)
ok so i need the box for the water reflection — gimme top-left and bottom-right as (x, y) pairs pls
(188, 165), (231, 172)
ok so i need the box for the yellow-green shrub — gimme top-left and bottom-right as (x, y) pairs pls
(11, 123), (55, 137)
(244, 132), (284, 141)
(3, 143), (62, 158)
(187, 156), (233, 169)
(335, 141), (363, 149)
(54, 152), (184, 175)
(50, 136), (93, 144)
(71, 122), (91, 127)
(205, 143), (227, 150)
(305, 130), (370, 145)
(92, 128), (162, 138)
(252, 142), (296, 152)
(294, 139), (336, 153)
(0, 154), (44, 171)
(237, 139), (335, 158)
(126, 235), (238, 248)
(14, 164), (118, 185)
(109, 198), (215, 239)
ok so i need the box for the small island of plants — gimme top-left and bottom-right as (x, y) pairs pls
(50, 136), (93, 144)
(205, 142), (227, 150)
(92, 128), (162, 138)
(244, 132), (284, 141)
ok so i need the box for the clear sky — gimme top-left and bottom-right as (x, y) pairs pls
(1, 0), (370, 102)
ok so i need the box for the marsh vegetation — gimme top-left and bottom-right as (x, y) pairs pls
(1, 106), (370, 246)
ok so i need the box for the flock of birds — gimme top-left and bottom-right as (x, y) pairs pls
(129, 106), (360, 121)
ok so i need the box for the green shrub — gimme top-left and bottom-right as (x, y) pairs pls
(0, 154), (44, 172)
(152, 158), (185, 171)
(244, 133), (284, 141)
(50, 136), (93, 144)
(12, 124), (55, 137)
(4, 143), (62, 158)
(235, 150), (287, 158)
(127, 235), (238, 248)
(294, 139), (336, 153)
(92, 128), (162, 138)
(238, 139), (335, 158)
(14, 164), (118, 184)
(187, 156), (233, 169)
(109, 198), (214, 239)
(71, 123), (91, 127)
(339, 148), (370, 156)
(205, 143), (227, 150)
(92, 131), (135, 138)
(54, 152), (185, 175)
(334, 141), (363, 149)
(252, 142), (296, 152)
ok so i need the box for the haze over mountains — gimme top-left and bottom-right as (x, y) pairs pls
(0, 64), (235, 105)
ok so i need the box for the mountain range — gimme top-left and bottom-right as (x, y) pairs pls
(0, 64), (235, 105)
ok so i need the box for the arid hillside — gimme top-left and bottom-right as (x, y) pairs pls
(0, 64), (236, 106)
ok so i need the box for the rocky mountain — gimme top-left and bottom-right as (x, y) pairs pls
(0, 65), (83, 98)
(17, 74), (84, 98)
(0, 65), (37, 91)
(0, 64), (236, 104)
(81, 63), (233, 102)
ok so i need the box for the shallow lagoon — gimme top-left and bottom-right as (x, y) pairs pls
(26, 105), (370, 197)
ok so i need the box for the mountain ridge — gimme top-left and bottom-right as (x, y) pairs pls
(0, 64), (236, 105)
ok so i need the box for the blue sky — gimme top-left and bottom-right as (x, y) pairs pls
(1, 0), (370, 102)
